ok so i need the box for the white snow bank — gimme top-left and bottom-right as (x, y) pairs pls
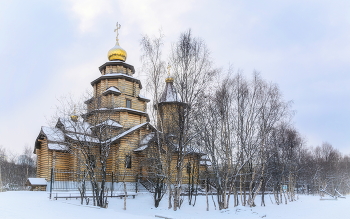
(0, 192), (349, 219)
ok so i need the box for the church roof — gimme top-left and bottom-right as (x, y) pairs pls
(87, 107), (149, 118)
(40, 126), (65, 142)
(91, 73), (142, 88)
(138, 94), (150, 102)
(92, 119), (123, 129)
(66, 132), (99, 143)
(134, 132), (155, 152)
(47, 143), (69, 151)
(36, 118), (156, 153)
(102, 86), (121, 96)
(98, 61), (135, 74)
(108, 122), (154, 144)
(56, 117), (92, 135)
(159, 80), (182, 103)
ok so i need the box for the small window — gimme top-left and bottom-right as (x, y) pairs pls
(187, 162), (192, 174)
(125, 155), (132, 168)
(88, 155), (96, 168)
(126, 99), (132, 108)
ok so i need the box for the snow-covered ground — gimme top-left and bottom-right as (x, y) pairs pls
(0, 191), (349, 219)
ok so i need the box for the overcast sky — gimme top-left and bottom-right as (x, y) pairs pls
(0, 0), (349, 155)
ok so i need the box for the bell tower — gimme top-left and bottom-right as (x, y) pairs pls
(156, 72), (187, 135)
(84, 23), (150, 128)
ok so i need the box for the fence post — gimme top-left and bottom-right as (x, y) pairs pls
(136, 174), (138, 193)
(111, 172), (114, 197)
(49, 168), (54, 199)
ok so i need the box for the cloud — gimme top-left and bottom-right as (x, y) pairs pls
(117, 0), (195, 35)
(64, 0), (114, 33)
(1, 0), (350, 155)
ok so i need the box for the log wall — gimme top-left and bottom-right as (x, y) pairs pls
(36, 139), (53, 181)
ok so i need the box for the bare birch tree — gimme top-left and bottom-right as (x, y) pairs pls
(51, 93), (119, 208)
(141, 29), (217, 210)
(140, 32), (169, 208)
(169, 29), (217, 210)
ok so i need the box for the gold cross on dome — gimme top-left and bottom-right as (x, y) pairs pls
(114, 22), (121, 42)
(167, 64), (171, 76)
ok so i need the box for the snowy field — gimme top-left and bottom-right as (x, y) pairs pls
(0, 191), (349, 219)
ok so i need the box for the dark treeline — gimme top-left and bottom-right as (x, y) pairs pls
(0, 146), (36, 190)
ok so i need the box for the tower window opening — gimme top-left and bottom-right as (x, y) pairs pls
(126, 99), (132, 108)
(125, 155), (131, 168)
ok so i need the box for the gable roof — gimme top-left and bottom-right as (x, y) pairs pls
(26, 178), (47, 186)
(107, 122), (155, 144)
(40, 126), (65, 142)
(102, 86), (121, 96)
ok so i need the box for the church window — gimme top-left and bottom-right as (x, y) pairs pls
(125, 155), (131, 168)
(187, 162), (192, 174)
(126, 99), (132, 108)
(88, 155), (96, 168)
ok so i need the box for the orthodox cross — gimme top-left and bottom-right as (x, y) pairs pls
(167, 64), (171, 77)
(73, 104), (77, 115)
(114, 22), (121, 42)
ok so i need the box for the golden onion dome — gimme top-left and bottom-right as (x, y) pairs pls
(165, 64), (174, 83)
(70, 105), (78, 122)
(108, 41), (127, 61)
(70, 114), (78, 122)
(165, 77), (174, 83)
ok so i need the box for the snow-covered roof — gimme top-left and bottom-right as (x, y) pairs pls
(159, 81), (182, 103)
(140, 133), (155, 145)
(108, 122), (149, 143)
(41, 126), (65, 142)
(200, 160), (212, 166)
(134, 145), (148, 152)
(138, 94), (150, 102)
(102, 86), (121, 96)
(134, 133), (155, 152)
(92, 107), (148, 116)
(27, 178), (47, 186)
(66, 133), (99, 143)
(92, 119), (123, 129)
(114, 107), (146, 114)
(102, 73), (137, 80)
(57, 117), (92, 134)
(201, 155), (210, 161)
(48, 143), (68, 151)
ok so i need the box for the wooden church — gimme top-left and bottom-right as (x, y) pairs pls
(33, 26), (207, 191)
